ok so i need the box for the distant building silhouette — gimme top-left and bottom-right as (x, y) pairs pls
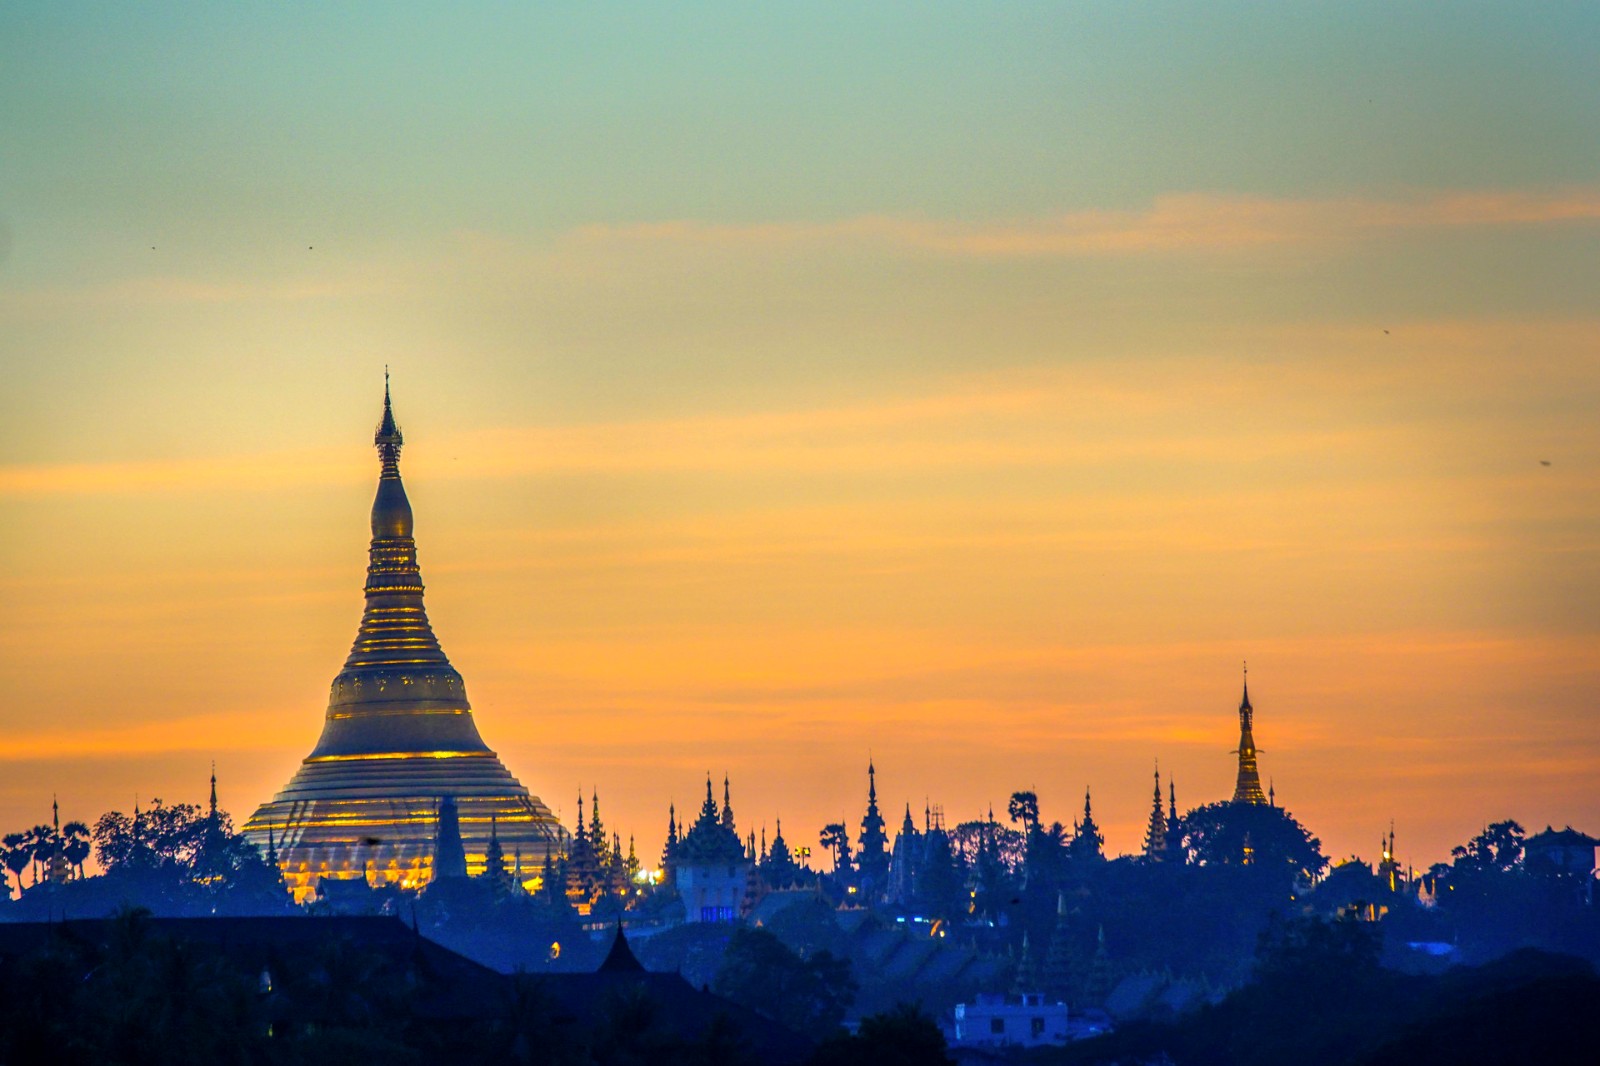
(856, 760), (890, 899)
(671, 774), (752, 921)
(889, 803), (922, 905)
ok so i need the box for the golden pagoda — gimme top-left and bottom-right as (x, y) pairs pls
(1231, 665), (1268, 805)
(244, 382), (567, 902)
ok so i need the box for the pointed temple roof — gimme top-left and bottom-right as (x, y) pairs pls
(599, 922), (646, 973)
(1231, 664), (1268, 805)
(1142, 763), (1168, 859)
(677, 774), (746, 865)
(244, 383), (566, 901)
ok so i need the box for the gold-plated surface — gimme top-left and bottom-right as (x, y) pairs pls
(1231, 672), (1268, 806)
(244, 385), (566, 900)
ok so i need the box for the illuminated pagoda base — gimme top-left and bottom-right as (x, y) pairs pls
(244, 383), (566, 903)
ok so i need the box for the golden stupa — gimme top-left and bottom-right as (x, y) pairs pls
(244, 383), (566, 901)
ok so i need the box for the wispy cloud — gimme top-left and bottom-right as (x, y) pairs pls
(570, 187), (1600, 258)
(3, 318), (1595, 499)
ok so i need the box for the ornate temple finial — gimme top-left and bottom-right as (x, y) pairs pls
(53, 795), (59, 832)
(1231, 666), (1268, 805)
(1143, 763), (1168, 860)
(375, 375), (404, 472)
(868, 758), (877, 801)
(209, 762), (218, 817)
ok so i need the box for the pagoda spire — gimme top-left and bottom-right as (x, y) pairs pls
(209, 762), (218, 818)
(1231, 663), (1268, 805)
(306, 378), (491, 760)
(242, 380), (571, 900)
(1165, 778), (1184, 860)
(721, 774), (735, 829)
(1143, 762), (1168, 860)
(1073, 786), (1104, 861)
(858, 759), (889, 895)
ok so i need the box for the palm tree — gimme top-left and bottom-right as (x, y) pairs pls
(1, 833), (29, 896)
(819, 823), (851, 874)
(28, 824), (56, 885)
(62, 821), (91, 880)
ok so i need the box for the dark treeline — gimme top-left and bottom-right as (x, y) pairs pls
(1037, 917), (1598, 1065)
(3, 790), (1595, 1061)
(0, 907), (955, 1066)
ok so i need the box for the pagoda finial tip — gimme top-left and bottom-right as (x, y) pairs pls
(375, 372), (403, 464)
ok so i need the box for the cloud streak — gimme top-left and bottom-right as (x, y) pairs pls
(3, 319), (1595, 499)
(570, 187), (1600, 258)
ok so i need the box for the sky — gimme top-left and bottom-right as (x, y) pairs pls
(1, 2), (1597, 873)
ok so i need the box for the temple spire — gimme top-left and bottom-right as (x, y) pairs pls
(375, 369), (403, 475)
(308, 379), (491, 761)
(209, 762), (218, 818)
(1143, 762), (1168, 860)
(1231, 663), (1268, 805)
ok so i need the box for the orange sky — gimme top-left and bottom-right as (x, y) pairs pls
(2, 5), (1598, 873)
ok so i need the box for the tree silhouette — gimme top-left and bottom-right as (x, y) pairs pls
(61, 821), (91, 880)
(1008, 792), (1039, 833)
(714, 926), (856, 1034)
(819, 823), (853, 875)
(1181, 802), (1326, 882)
(1451, 820), (1525, 873)
(1, 834), (29, 895)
